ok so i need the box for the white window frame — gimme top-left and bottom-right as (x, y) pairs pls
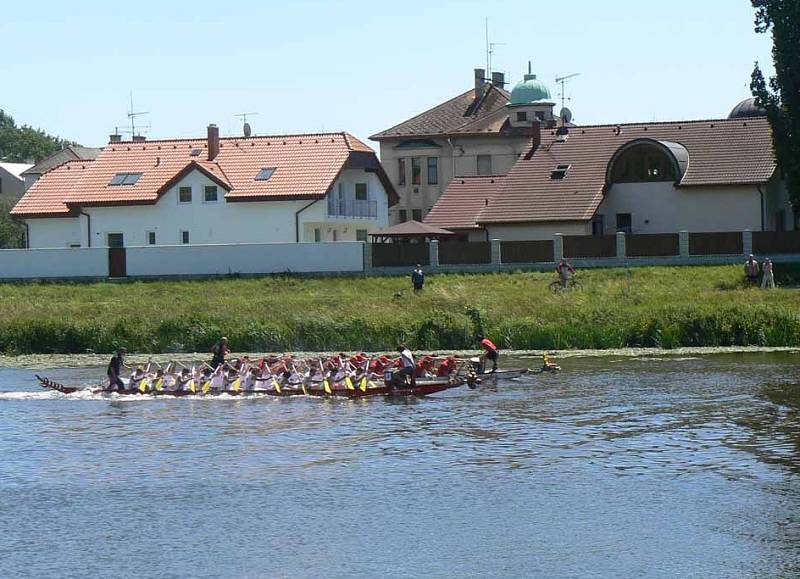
(146, 230), (156, 246)
(178, 186), (192, 204)
(203, 185), (219, 203)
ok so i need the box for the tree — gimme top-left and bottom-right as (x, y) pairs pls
(0, 109), (75, 163)
(0, 200), (26, 248)
(751, 0), (800, 205)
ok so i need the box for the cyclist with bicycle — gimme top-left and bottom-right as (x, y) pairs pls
(555, 259), (576, 288)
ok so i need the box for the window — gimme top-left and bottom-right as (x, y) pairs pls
(355, 183), (368, 201)
(610, 145), (677, 183)
(332, 230), (338, 242)
(427, 157), (438, 185)
(255, 167), (276, 181)
(107, 233), (124, 248)
(535, 111), (545, 121)
(314, 228), (321, 242)
(398, 209), (408, 222)
(411, 157), (422, 185)
(477, 155), (492, 176)
(550, 164), (571, 180)
(108, 172), (142, 186)
(146, 231), (156, 245)
(178, 186), (192, 203)
(356, 229), (368, 242)
(398, 158), (406, 186)
(204, 185), (218, 202)
(591, 215), (604, 236)
(181, 230), (190, 244)
(412, 209), (422, 222)
(516, 111), (528, 122)
(616, 213), (632, 234)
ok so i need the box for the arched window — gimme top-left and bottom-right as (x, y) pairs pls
(609, 144), (677, 183)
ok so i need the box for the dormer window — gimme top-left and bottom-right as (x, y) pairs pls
(108, 172), (142, 186)
(550, 164), (570, 180)
(255, 167), (276, 181)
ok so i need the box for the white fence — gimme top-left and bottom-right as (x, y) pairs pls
(0, 242), (365, 280)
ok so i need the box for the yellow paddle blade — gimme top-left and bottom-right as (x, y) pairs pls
(138, 380), (147, 394)
(359, 377), (367, 392)
(272, 379), (281, 394)
(202, 380), (212, 394)
(187, 379), (196, 393)
(323, 379), (332, 395)
(231, 378), (241, 392)
(345, 376), (355, 391)
(154, 378), (163, 392)
(301, 383), (308, 395)
(368, 381), (377, 389)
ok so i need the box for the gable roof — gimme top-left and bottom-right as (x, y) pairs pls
(10, 160), (90, 216)
(426, 117), (777, 227)
(12, 131), (396, 217)
(370, 85), (518, 140)
(371, 220), (455, 238)
(21, 146), (102, 177)
(0, 162), (34, 180)
(424, 175), (504, 230)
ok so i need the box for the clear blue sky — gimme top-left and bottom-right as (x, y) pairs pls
(0, 0), (775, 150)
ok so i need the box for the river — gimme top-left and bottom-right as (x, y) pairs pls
(1, 352), (799, 578)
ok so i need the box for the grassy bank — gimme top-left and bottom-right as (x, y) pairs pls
(0, 265), (798, 354)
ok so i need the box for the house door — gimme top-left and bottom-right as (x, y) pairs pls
(107, 233), (127, 277)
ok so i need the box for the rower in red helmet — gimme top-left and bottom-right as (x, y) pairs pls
(476, 334), (499, 373)
(436, 355), (458, 377)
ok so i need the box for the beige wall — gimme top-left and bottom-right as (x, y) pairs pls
(485, 221), (590, 241)
(595, 182), (767, 233)
(377, 134), (530, 225)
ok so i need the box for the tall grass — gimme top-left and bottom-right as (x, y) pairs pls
(0, 265), (797, 353)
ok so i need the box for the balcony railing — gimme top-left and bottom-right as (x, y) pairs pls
(328, 198), (377, 219)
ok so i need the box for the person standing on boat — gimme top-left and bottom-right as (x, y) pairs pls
(397, 344), (416, 387)
(210, 337), (230, 369)
(106, 347), (129, 392)
(411, 264), (425, 292)
(476, 334), (499, 373)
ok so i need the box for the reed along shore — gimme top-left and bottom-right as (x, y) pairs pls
(0, 265), (798, 354)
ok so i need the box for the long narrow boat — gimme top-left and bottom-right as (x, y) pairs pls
(35, 374), (469, 398)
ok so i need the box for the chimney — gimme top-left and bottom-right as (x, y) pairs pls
(525, 121), (542, 160)
(474, 68), (486, 100)
(207, 124), (219, 161)
(109, 133), (122, 143)
(491, 71), (505, 88)
(132, 135), (146, 143)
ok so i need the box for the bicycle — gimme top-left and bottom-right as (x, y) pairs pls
(549, 276), (582, 293)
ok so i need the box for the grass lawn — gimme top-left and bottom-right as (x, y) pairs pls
(0, 265), (797, 353)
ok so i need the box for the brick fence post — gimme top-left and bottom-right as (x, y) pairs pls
(679, 230), (689, 257)
(553, 233), (564, 262)
(742, 229), (753, 256)
(616, 231), (626, 261)
(429, 239), (439, 268)
(491, 238), (502, 265)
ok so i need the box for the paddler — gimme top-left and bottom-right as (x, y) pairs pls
(436, 355), (458, 377)
(209, 337), (230, 369)
(476, 334), (500, 373)
(397, 344), (416, 387)
(106, 347), (129, 392)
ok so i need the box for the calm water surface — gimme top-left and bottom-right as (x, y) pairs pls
(1, 352), (799, 578)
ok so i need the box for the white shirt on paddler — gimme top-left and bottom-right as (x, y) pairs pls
(400, 348), (415, 368)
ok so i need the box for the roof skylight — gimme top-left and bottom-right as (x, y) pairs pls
(550, 164), (570, 180)
(108, 172), (143, 186)
(255, 167), (276, 181)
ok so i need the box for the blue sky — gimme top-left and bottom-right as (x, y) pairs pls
(0, 0), (774, 150)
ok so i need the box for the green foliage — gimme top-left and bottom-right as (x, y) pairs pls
(750, 0), (800, 204)
(0, 109), (75, 163)
(0, 200), (25, 248)
(0, 266), (797, 354)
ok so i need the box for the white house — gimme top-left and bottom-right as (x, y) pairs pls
(12, 125), (396, 249)
(424, 98), (795, 240)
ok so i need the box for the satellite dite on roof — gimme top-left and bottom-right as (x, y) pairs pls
(235, 112), (259, 137)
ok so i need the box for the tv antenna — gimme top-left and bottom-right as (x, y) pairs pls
(126, 91), (150, 137)
(235, 112), (259, 137)
(555, 73), (581, 110)
(484, 18), (504, 77)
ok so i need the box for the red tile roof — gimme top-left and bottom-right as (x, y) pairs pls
(370, 85), (516, 140)
(424, 175), (505, 230)
(426, 117), (777, 227)
(12, 132), (393, 217)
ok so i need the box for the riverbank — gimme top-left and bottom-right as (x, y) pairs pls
(1, 265), (798, 353)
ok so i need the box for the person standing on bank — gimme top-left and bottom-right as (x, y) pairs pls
(761, 257), (776, 289)
(210, 337), (230, 369)
(744, 254), (760, 285)
(411, 264), (425, 292)
(106, 347), (129, 392)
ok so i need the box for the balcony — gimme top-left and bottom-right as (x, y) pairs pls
(328, 198), (377, 219)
